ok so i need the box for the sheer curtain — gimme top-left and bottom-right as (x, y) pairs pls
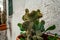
(12, 0), (60, 40)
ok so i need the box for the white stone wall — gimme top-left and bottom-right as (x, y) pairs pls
(0, 0), (3, 11)
(0, 30), (7, 40)
(12, 0), (60, 40)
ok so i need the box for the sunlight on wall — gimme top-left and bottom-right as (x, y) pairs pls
(0, 0), (3, 11)
(0, 5), (3, 11)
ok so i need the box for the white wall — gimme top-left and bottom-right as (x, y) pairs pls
(12, 0), (26, 40)
(12, 0), (60, 40)
(0, 0), (3, 11)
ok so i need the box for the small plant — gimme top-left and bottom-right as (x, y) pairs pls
(18, 9), (56, 40)
(2, 11), (6, 24)
(0, 11), (6, 24)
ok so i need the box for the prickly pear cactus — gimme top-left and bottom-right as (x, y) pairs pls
(18, 9), (56, 40)
(22, 9), (44, 40)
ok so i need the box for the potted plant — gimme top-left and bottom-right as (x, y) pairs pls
(0, 10), (7, 31)
(17, 9), (57, 40)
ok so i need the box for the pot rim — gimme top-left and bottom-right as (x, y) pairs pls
(16, 34), (25, 40)
(0, 24), (6, 26)
(16, 35), (20, 40)
(0, 24), (7, 31)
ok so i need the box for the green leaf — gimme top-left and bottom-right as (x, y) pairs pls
(48, 33), (58, 40)
(48, 36), (55, 40)
(32, 20), (39, 31)
(46, 25), (56, 31)
(22, 21), (30, 31)
(18, 23), (24, 31)
(20, 37), (25, 40)
(18, 23), (22, 28)
(40, 20), (45, 25)
(33, 20), (45, 32)
(38, 20), (45, 32)
(20, 31), (26, 34)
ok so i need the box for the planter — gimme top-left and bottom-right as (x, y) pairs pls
(16, 34), (60, 40)
(0, 24), (7, 31)
(16, 34), (46, 40)
(42, 34), (60, 40)
(16, 35), (20, 40)
(16, 35), (24, 40)
(16, 34), (48, 40)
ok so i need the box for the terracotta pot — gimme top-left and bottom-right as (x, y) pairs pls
(16, 35), (24, 40)
(16, 34), (47, 40)
(0, 24), (7, 31)
(16, 34), (60, 40)
(42, 34), (60, 40)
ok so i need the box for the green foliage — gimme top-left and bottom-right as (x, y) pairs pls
(20, 31), (26, 34)
(38, 20), (45, 32)
(48, 33), (58, 40)
(25, 9), (29, 13)
(22, 14), (30, 21)
(22, 9), (29, 21)
(17, 9), (56, 40)
(18, 23), (22, 28)
(32, 20), (39, 31)
(18, 23), (25, 31)
(29, 11), (38, 20)
(22, 21), (30, 31)
(20, 37), (25, 40)
(22, 9), (43, 21)
(32, 20), (45, 32)
(46, 25), (56, 31)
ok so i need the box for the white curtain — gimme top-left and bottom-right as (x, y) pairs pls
(12, 0), (60, 40)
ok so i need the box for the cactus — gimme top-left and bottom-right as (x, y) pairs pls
(2, 11), (6, 24)
(18, 9), (56, 40)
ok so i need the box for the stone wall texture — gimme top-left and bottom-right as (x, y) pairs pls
(0, 30), (7, 40)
